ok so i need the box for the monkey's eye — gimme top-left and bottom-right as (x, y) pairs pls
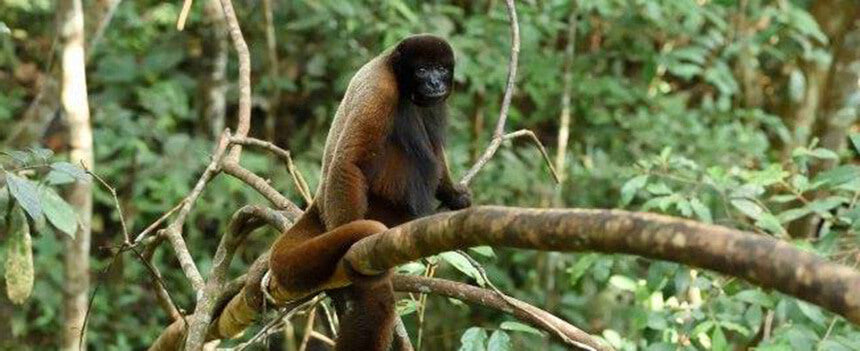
(416, 67), (429, 77)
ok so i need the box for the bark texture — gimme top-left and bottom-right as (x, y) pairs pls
(58, 0), (94, 349)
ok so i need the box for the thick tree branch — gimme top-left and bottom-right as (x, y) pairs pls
(344, 206), (860, 324)
(393, 275), (607, 351)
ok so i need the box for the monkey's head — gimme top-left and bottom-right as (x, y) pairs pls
(390, 34), (455, 107)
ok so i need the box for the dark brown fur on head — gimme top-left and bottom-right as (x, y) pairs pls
(389, 34), (455, 106)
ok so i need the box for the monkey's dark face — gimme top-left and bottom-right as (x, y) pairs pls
(410, 63), (452, 106)
(391, 35), (455, 107)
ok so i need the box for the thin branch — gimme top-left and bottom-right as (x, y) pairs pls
(503, 129), (560, 183)
(459, 0), (520, 186)
(455, 249), (590, 349)
(393, 275), (605, 351)
(81, 166), (186, 338)
(344, 206), (860, 325)
(132, 199), (185, 245)
(86, 0), (122, 59)
(185, 205), (280, 350)
(221, 160), (304, 217)
(217, 0), (252, 161)
(233, 294), (324, 351)
(229, 136), (313, 203)
(555, 8), (578, 184)
(310, 331), (335, 346)
(158, 130), (231, 292)
(393, 317), (415, 351)
(176, 0), (194, 30)
(297, 306), (318, 351)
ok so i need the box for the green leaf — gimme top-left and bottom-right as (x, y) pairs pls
(396, 299), (418, 316)
(850, 133), (860, 154)
(814, 165), (860, 187)
(458, 327), (487, 351)
(566, 253), (599, 286)
(440, 252), (484, 286)
(808, 148), (839, 160)
(675, 198), (692, 217)
(719, 321), (750, 336)
(45, 169), (76, 185)
(609, 275), (637, 292)
(396, 262), (426, 275)
(487, 331), (512, 351)
(620, 175), (648, 205)
(2, 150), (32, 166)
(4, 206), (33, 304)
(754, 213), (783, 235)
(796, 301), (826, 326)
(39, 187), (78, 238)
(712, 326), (727, 351)
(730, 199), (764, 220)
(5, 172), (42, 221)
(777, 207), (812, 223)
(692, 320), (715, 336)
(50, 162), (91, 183)
(689, 198), (713, 223)
(602, 329), (623, 349)
(746, 164), (788, 186)
(733, 289), (775, 308)
(500, 321), (543, 336)
(646, 182), (672, 196)
(807, 196), (848, 214)
(469, 246), (496, 258)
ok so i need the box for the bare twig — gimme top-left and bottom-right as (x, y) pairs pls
(81, 167), (186, 347)
(297, 306), (318, 351)
(459, 0), (520, 186)
(176, 0), (194, 30)
(233, 294), (324, 351)
(185, 205), (281, 349)
(229, 136), (313, 203)
(393, 317), (415, 351)
(555, 9), (578, 184)
(86, 0), (122, 59)
(162, 131), (232, 292)
(393, 275), (606, 351)
(455, 250), (592, 349)
(221, 160), (304, 217)
(503, 129), (560, 183)
(310, 331), (335, 346)
(217, 0), (252, 160)
(132, 199), (185, 244)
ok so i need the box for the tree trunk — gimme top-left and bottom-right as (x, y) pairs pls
(58, 0), (94, 349)
(812, 14), (860, 171)
(198, 0), (229, 139)
(787, 0), (859, 237)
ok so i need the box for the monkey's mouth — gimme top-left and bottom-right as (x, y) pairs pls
(412, 91), (447, 106)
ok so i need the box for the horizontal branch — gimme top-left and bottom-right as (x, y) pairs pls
(346, 206), (860, 324)
(393, 275), (608, 351)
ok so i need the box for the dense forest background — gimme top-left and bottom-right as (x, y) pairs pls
(1, 0), (859, 350)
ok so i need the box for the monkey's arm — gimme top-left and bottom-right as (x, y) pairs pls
(435, 148), (472, 210)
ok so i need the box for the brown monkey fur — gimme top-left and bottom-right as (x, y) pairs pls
(269, 34), (470, 351)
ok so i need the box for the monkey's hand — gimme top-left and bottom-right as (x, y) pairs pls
(438, 183), (472, 210)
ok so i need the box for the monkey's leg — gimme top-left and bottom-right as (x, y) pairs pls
(331, 279), (396, 351)
(269, 220), (388, 301)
